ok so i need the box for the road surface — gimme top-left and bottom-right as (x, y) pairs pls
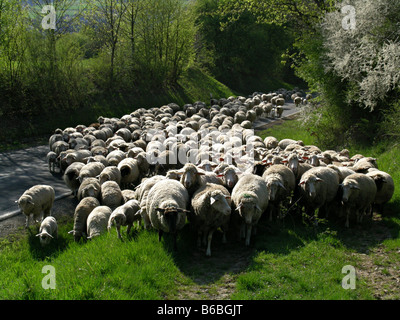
(0, 102), (300, 221)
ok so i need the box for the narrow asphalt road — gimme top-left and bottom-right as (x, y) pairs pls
(0, 103), (300, 222)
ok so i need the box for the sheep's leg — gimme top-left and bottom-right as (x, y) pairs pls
(116, 225), (122, 239)
(239, 223), (245, 240)
(206, 230), (214, 257)
(202, 231), (207, 247)
(126, 224), (132, 236)
(25, 215), (30, 229)
(245, 224), (252, 246)
(173, 233), (178, 252)
(158, 230), (163, 242)
(197, 231), (202, 247)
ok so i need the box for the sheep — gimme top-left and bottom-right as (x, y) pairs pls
(100, 180), (123, 210)
(46, 151), (58, 173)
(146, 179), (190, 251)
(366, 169), (395, 215)
(107, 200), (141, 239)
(262, 164), (295, 220)
(118, 158), (140, 189)
(78, 162), (105, 183)
(17, 185), (55, 229)
(216, 165), (240, 191)
(87, 206), (113, 239)
(341, 173), (377, 228)
(298, 167), (339, 223)
(278, 139), (303, 150)
(121, 189), (137, 202)
(351, 157), (378, 173)
(264, 136), (279, 150)
(36, 216), (58, 247)
(135, 175), (166, 229)
(231, 173), (269, 246)
(62, 162), (85, 197)
(77, 177), (101, 201)
(294, 96), (302, 107)
(190, 183), (232, 256)
(69, 197), (100, 242)
(179, 163), (223, 196)
(98, 166), (121, 186)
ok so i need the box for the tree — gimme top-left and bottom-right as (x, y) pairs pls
(84, 0), (128, 88)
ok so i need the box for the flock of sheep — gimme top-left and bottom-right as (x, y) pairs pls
(16, 89), (395, 256)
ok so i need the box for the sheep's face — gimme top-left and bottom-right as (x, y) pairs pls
(156, 207), (189, 233)
(17, 196), (34, 214)
(210, 192), (231, 216)
(236, 196), (261, 225)
(266, 178), (285, 202)
(299, 176), (322, 200)
(180, 167), (200, 189)
(36, 232), (53, 247)
(341, 180), (360, 203)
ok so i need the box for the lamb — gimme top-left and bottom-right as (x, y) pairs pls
(68, 197), (100, 242)
(146, 179), (190, 251)
(366, 169), (395, 215)
(77, 177), (101, 201)
(87, 206), (113, 239)
(100, 180), (123, 210)
(46, 151), (58, 173)
(36, 216), (58, 247)
(17, 185), (55, 228)
(341, 173), (377, 228)
(298, 167), (339, 223)
(107, 200), (141, 239)
(78, 162), (105, 183)
(262, 164), (295, 220)
(263, 136), (279, 149)
(190, 183), (232, 256)
(231, 173), (269, 246)
(118, 158), (140, 189)
(98, 166), (121, 186)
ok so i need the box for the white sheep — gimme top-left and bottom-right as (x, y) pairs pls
(100, 180), (123, 211)
(17, 185), (55, 228)
(118, 158), (140, 189)
(146, 179), (190, 251)
(341, 173), (377, 227)
(298, 167), (339, 223)
(107, 200), (141, 239)
(78, 162), (105, 183)
(190, 183), (232, 256)
(262, 164), (295, 220)
(77, 177), (101, 201)
(366, 169), (395, 215)
(63, 162), (85, 197)
(231, 173), (269, 246)
(36, 216), (58, 247)
(98, 166), (122, 186)
(87, 206), (113, 239)
(68, 197), (100, 242)
(46, 151), (58, 173)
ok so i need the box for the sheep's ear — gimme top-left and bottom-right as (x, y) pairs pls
(35, 233), (41, 237)
(299, 180), (306, 186)
(15, 200), (19, 203)
(177, 208), (190, 214)
(224, 195), (231, 200)
(210, 196), (216, 205)
(278, 182), (286, 190)
(316, 178), (323, 182)
(351, 185), (360, 190)
(196, 171), (205, 176)
(156, 207), (165, 214)
(255, 204), (261, 212)
(235, 203), (243, 211)
(68, 230), (74, 235)
(216, 174), (224, 178)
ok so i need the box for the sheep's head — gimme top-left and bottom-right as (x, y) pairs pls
(36, 231), (53, 247)
(156, 206), (189, 233)
(299, 175), (323, 199)
(236, 194), (261, 224)
(265, 177), (285, 202)
(180, 164), (204, 189)
(209, 190), (231, 216)
(341, 180), (360, 203)
(16, 195), (34, 214)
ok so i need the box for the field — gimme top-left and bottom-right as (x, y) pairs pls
(1, 117), (399, 300)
